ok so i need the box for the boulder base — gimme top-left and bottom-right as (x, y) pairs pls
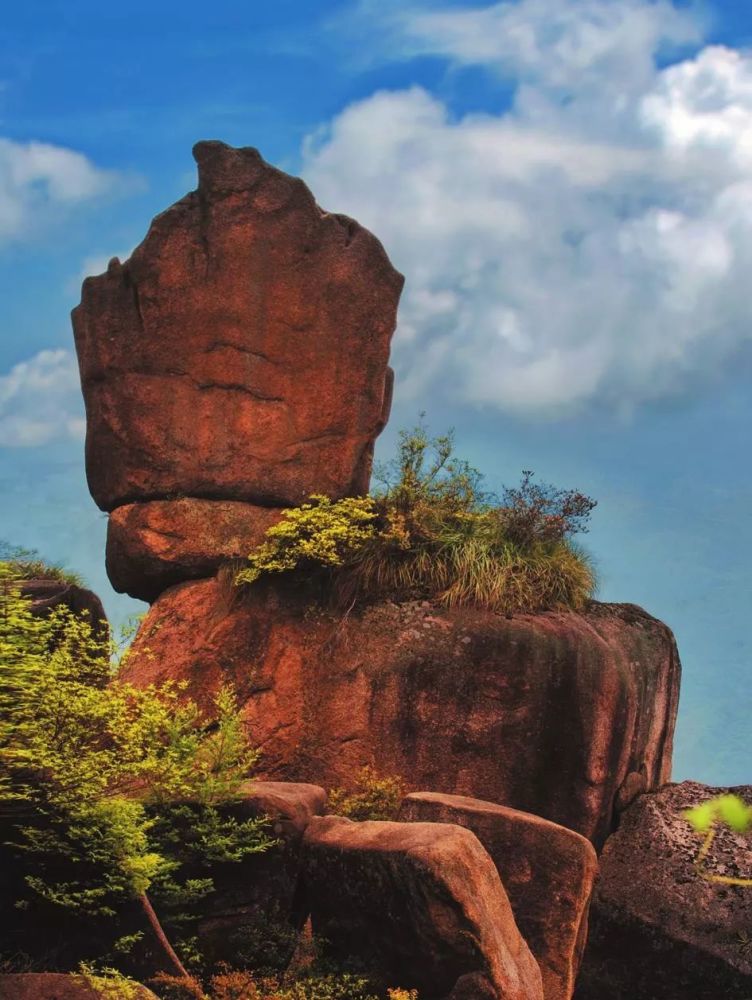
(400, 791), (597, 1000)
(301, 815), (544, 1000)
(121, 581), (681, 847)
(0, 974), (156, 999)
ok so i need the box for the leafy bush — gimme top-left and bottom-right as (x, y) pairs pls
(153, 969), (388, 1000)
(0, 540), (84, 587)
(684, 793), (752, 888)
(0, 564), (273, 978)
(235, 421), (597, 615)
(327, 767), (405, 822)
(234, 496), (377, 587)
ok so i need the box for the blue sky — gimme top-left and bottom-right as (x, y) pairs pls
(1, 0), (751, 785)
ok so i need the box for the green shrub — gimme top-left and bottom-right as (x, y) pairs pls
(0, 566), (273, 978)
(0, 540), (84, 587)
(235, 421), (597, 615)
(328, 767), (405, 822)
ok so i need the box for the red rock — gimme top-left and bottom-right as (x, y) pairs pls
(301, 815), (544, 1000)
(106, 498), (286, 602)
(575, 780), (752, 1000)
(72, 141), (403, 513)
(399, 791), (598, 1000)
(121, 582), (680, 847)
(0, 973), (157, 999)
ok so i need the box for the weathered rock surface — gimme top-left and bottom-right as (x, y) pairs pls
(122, 582), (680, 846)
(575, 780), (752, 1000)
(301, 815), (544, 1000)
(195, 780), (327, 968)
(399, 791), (597, 1000)
(0, 974), (157, 999)
(106, 498), (285, 601)
(72, 140), (402, 513)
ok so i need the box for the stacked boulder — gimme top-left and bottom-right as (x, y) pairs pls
(73, 139), (403, 602)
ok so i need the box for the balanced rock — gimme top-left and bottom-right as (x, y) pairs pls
(106, 498), (286, 601)
(301, 815), (544, 1000)
(72, 140), (402, 514)
(575, 780), (752, 1000)
(400, 792), (597, 1000)
(121, 582), (680, 847)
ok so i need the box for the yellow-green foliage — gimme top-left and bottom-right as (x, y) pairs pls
(684, 793), (752, 889)
(328, 766), (406, 822)
(77, 964), (146, 999)
(234, 495), (377, 586)
(155, 970), (390, 1000)
(235, 423), (597, 615)
(0, 562), (270, 923)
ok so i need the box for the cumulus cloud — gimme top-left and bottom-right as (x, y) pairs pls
(0, 138), (119, 242)
(0, 350), (85, 447)
(304, 0), (752, 417)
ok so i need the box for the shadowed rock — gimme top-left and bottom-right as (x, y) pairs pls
(72, 140), (402, 514)
(399, 791), (597, 1000)
(301, 815), (543, 1000)
(575, 780), (752, 1000)
(121, 583), (680, 847)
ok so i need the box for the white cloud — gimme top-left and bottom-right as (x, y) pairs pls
(0, 350), (85, 447)
(0, 138), (119, 242)
(303, 1), (752, 417)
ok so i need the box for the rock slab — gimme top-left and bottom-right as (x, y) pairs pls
(106, 498), (286, 601)
(301, 815), (544, 1000)
(121, 582), (681, 846)
(72, 140), (403, 513)
(575, 780), (752, 1000)
(399, 791), (598, 1000)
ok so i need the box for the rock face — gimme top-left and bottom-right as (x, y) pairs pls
(399, 792), (597, 1000)
(575, 781), (752, 1000)
(301, 815), (544, 1000)
(121, 582), (681, 847)
(106, 499), (286, 602)
(0, 974), (157, 999)
(195, 781), (327, 969)
(72, 139), (402, 516)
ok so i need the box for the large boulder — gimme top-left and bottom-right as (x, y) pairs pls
(300, 815), (544, 1000)
(0, 974), (157, 999)
(399, 791), (598, 1000)
(72, 140), (402, 514)
(575, 780), (752, 1000)
(121, 582), (680, 847)
(106, 498), (285, 602)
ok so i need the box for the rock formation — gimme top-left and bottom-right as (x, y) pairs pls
(72, 140), (402, 599)
(575, 780), (752, 1000)
(121, 583), (680, 847)
(301, 815), (544, 1000)
(399, 792), (597, 1000)
(20, 577), (109, 647)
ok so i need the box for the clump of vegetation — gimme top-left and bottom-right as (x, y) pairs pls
(153, 968), (414, 1000)
(235, 420), (597, 614)
(0, 539), (84, 587)
(234, 497), (377, 588)
(0, 563), (273, 982)
(328, 767), (406, 822)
